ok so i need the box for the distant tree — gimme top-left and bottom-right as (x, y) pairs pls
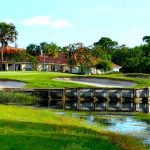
(141, 44), (150, 57)
(95, 60), (112, 72)
(142, 36), (150, 56)
(40, 42), (59, 57)
(118, 44), (126, 49)
(94, 37), (118, 51)
(123, 58), (138, 72)
(15, 50), (37, 62)
(143, 36), (150, 44)
(112, 46), (144, 64)
(63, 43), (84, 72)
(26, 44), (41, 56)
(40, 42), (48, 55)
(92, 45), (111, 61)
(0, 22), (18, 70)
(139, 57), (150, 73)
(112, 47), (128, 65)
(48, 43), (58, 57)
(64, 43), (96, 74)
(39, 42), (59, 71)
(72, 46), (95, 74)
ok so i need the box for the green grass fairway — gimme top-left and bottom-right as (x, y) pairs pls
(0, 71), (149, 88)
(0, 105), (146, 150)
(0, 71), (86, 88)
(134, 112), (150, 122)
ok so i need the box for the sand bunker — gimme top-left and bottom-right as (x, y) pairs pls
(0, 80), (25, 88)
(55, 78), (136, 87)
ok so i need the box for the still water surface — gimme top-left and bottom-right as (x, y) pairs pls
(56, 112), (150, 147)
(84, 115), (150, 145)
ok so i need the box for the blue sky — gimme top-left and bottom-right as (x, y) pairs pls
(0, 0), (149, 48)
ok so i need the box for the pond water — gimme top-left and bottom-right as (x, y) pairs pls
(56, 112), (150, 147)
(81, 115), (150, 146)
(55, 78), (136, 87)
(0, 81), (25, 88)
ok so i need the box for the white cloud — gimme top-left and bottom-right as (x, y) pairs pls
(52, 20), (71, 29)
(21, 16), (72, 29)
(21, 16), (50, 26)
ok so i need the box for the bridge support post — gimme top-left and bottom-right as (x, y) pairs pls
(105, 98), (110, 111)
(48, 90), (52, 107)
(76, 89), (80, 110)
(146, 100), (150, 113)
(93, 97), (98, 111)
(134, 98), (141, 112)
(118, 90), (123, 111)
(105, 89), (110, 111)
(133, 89), (139, 112)
(62, 89), (66, 109)
(145, 88), (150, 113)
(76, 97), (81, 110)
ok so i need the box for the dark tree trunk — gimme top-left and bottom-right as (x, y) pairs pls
(0, 42), (4, 71)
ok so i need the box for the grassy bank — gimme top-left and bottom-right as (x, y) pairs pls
(0, 105), (146, 150)
(92, 73), (150, 88)
(134, 112), (150, 122)
(0, 91), (36, 105)
(0, 71), (149, 88)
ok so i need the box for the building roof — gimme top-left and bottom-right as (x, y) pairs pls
(37, 53), (69, 65)
(112, 63), (122, 68)
(0, 46), (24, 54)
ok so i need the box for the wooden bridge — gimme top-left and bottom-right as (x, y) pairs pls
(12, 88), (150, 112)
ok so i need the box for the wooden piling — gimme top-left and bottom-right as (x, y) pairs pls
(62, 89), (66, 109)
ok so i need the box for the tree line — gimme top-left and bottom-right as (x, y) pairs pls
(0, 22), (150, 73)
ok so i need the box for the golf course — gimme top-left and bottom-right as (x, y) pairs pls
(0, 71), (149, 149)
(0, 104), (146, 150)
(0, 71), (149, 88)
(1, 0), (150, 149)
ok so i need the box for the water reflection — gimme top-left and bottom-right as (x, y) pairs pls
(55, 111), (150, 146)
(80, 114), (150, 146)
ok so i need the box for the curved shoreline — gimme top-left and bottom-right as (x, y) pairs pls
(54, 77), (136, 88)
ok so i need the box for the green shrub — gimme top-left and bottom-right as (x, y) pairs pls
(0, 91), (36, 105)
(96, 60), (112, 72)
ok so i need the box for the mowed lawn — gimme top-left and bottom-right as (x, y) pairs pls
(0, 71), (85, 88)
(0, 71), (149, 88)
(0, 105), (146, 150)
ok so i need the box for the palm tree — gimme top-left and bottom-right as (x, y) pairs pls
(48, 43), (59, 57)
(40, 42), (48, 71)
(40, 42), (59, 71)
(40, 42), (58, 57)
(143, 36), (150, 44)
(0, 22), (18, 70)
